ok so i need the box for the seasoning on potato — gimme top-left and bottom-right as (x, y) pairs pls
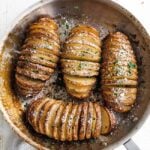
(27, 98), (116, 141)
(15, 17), (60, 97)
(101, 32), (138, 112)
(61, 25), (101, 99)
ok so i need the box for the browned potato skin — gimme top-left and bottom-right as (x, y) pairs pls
(61, 25), (101, 99)
(86, 102), (94, 139)
(93, 103), (101, 138)
(105, 108), (117, 131)
(101, 32), (138, 112)
(79, 102), (88, 140)
(15, 17), (60, 97)
(27, 98), (116, 141)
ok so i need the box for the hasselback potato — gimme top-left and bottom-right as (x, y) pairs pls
(61, 25), (101, 99)
(27, 98), (116, 141)
(101, 32), (138, 112)
(15, 17), (60, 97)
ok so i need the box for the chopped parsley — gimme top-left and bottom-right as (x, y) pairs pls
(128, 61), (136, 74)
(78, 63), (82, 70)
(128, 61), (136, 69)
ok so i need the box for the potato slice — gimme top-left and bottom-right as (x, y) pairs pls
(73, 103), (83, 140)
(106, 101), (132, 113)
(101, 65), (138, 80)
(28, 28), (59, 42)
(105, 108), (117, 130)
(19, 54), (57, 69)
(69, 32), (100, 47)
(66, 88), (89, 99)
(37, 99), (56, 134)
(28, 99), (48, 132)
(29, 22), (57, 32)
(60, 103), (72, 141)
(15, 74), (44, 90)
(61, 51), (100, 63)
(22, 39), (59, 56)
(100, 106), (111, 135)
(21, 49), (59, 63)
(17, 61), (54, 75)
(101, 78), (138, 86)
(62, 68), (98, 77)
(64, 42), (100, 53)
(16, 66), (50, 81)
(91, 102), (97, 138)
(61, 59), (100, 71)
(66, 104), (78, 141)
(25, 36), (60, 49)
(93, 103), (101, 138)
(64, 74), (96, 86)
(65, 81), (92, 93)
(66, 34), (100, 50)
(86, 102), (94, 139)
(45, 101), (62, 137)
(37, 17), (58, 29)
(53, 103), (66, 140)
(16, 80), (40, 92)
(27, 100), (41, 127)
(17, 86), (39, 97)
(29, 24), (58, 37)
(16, 60), (54, 81)
(79, 102), (88, 140)
(102, 87), (137, 106)
(70, 25), (99, 38)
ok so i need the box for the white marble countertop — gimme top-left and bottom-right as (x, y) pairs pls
(0, 0), (150, 150)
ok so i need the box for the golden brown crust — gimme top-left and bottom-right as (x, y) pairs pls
(105, 108), (116, 131)
(60, 102), (73, 141)
(102, 87), (137, 106)
(86, 102), (94, 139)
(37, 99), (56, 134)
(15, 17), (60, 97)
(45, 101), (62, 137)
(101, 32), (138, 112)
(27, 98), (116, 141)
(79, 102), (88, 140)
(53, 103), (66, 140)
(66, 104), (78, 141)
(73, 103), (82, 140)
(100, 106), (111, 135)
(61, 25), (101, 99)
(27, 99), (48, 132)
(64, 74), (96, 86)
(93, 103), (101, 138)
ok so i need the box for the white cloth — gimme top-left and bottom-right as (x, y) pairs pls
(0, 111), (35, 150)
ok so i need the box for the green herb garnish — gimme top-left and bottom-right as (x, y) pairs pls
(128, 61), (136, 74)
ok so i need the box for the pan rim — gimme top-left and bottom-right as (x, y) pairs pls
(0, 0), (150, 149)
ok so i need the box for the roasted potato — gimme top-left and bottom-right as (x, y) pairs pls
(27, 98), (116, 141)
(79, 102), (88, 140)
(93, 103), (101, 138)
(15, 16), (60, 97)
(61, 25), (101, 99)
(101, 32), (138, 112)
(100, 106), (111, 134)
(60, 102), (73, 141)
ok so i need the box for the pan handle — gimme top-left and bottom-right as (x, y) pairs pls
(123, 139), (140, 150)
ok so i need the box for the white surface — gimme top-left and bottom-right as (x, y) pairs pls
(0, 0), (150, 150)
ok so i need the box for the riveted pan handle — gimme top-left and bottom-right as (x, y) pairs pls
(124, 139), (140, 150)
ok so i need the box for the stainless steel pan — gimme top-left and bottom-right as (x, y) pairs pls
(0, 0), (150, 149)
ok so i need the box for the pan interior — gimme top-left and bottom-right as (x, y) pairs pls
(0, 0), (150, 149)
